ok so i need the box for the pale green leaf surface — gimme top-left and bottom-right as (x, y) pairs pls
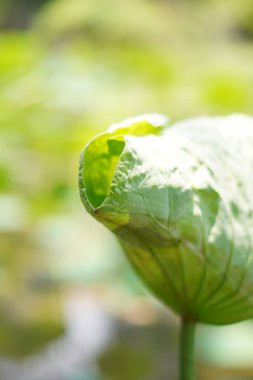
(79, 114), (253, 325)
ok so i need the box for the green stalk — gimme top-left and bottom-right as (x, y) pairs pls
(180, 318), (196, 380)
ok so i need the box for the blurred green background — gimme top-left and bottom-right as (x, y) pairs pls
(1, 0), (253, 379)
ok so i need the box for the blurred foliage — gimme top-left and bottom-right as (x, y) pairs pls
(0, 0), (49, 28)
(1, 0), (253, 377)
(98, 320), (178, 380)
(0, 312), (64, 358)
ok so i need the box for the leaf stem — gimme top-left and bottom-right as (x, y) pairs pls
(180, 318), (196, 380)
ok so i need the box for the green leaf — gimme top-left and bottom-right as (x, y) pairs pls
(79, 114), (253, 325)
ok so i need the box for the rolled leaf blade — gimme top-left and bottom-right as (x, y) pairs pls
(79, 114), (253, 325)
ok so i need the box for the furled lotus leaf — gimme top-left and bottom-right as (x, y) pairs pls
(79, 114), (253, 325)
